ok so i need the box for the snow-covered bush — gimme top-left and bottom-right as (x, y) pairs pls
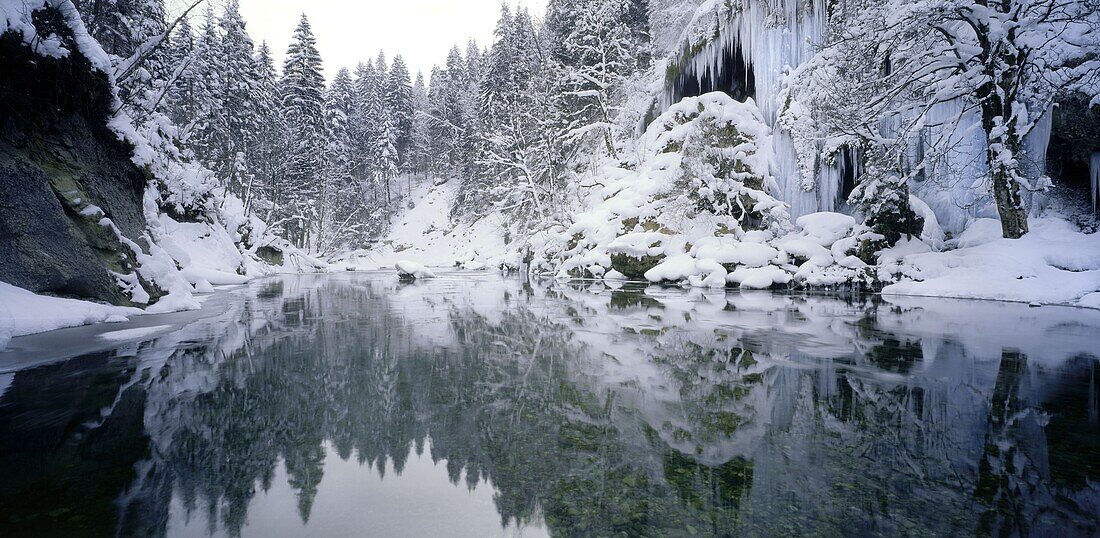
(542, 92), (792, 281)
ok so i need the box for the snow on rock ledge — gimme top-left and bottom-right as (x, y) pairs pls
(0, 281), (141, 350)
(546, 92), (790, 281)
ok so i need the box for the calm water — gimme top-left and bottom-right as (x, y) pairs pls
(1, 272), (1099, 537)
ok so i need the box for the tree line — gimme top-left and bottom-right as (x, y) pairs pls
(80, 0), (652, 254)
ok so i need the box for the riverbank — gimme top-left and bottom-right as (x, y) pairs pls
(4, 253), (1099, 357)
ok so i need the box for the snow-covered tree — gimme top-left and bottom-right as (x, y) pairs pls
(185, 6), (223, 163)
(409, 71), (433, 177)
(793, 0), (1100, 239)
(163, 16), (197, 127)
(319, 67), (365, 253)
(550, 0), (651, 159)
(385, 55), (415, 172)
(248, 41), (287, 218)
(280, 14), (326, 248)
(351, 60), (384, 204)
(78, 0), (166, 58)
(209, 0), (259, 196)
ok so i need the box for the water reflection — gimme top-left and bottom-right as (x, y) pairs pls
(1, 273), (1098, 536)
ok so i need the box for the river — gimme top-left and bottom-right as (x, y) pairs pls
(1, 272), (1098, 536)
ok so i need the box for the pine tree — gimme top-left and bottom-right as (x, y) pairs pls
(186, 6), (223, 165)
(455, 6), (556, 221)
(427, 46), (469, 179)
(214, 0), (259, 196)
(79, 0), (167, 58)
(409, 72), (433, 178)
(93, 0), (170, 115)
(353, 59), (387, 218)
(280, 14), (326, 248)
(385, 55), (415, 172)
(480, 4), (515, 129)
(373, 51), (396, 209)
(249, 41), (286, 217)
(163, 16), (197, 129)
(320, 68), (363, 252)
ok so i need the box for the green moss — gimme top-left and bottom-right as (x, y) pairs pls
(857, 237), (888, 266)
(256, 245), (284, 266)
(610, 253), (665, 279)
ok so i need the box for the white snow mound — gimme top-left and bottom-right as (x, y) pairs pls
(396, 260), (436, 279)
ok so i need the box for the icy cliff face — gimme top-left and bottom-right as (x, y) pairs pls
(663, 0), (827, 125)
(661, 0), (836, 221)
(658, 0), (1057, 233)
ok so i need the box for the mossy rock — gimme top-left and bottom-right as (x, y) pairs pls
(0, 14), (166, 306)
(256, 245), (284, 266)
(610, 253), (665, 279)
(620, 217), (640, 233)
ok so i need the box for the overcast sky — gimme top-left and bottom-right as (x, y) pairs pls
(234, 0), (549, 82)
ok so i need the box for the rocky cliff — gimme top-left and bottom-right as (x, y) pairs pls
(0, 8), (156, 305)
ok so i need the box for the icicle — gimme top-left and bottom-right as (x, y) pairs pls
(661, 0), (836, 217)
(1090, 152), (1100, 213)
(906, 98), (990, 234)
(1020, 106), (1053, 215)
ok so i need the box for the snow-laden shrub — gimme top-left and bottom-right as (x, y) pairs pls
(645, 92), (787, 230)
(545, 92), (791, 279)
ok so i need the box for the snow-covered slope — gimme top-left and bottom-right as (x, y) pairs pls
(0, 0), (325, 345)
(330, 178), (516, 271)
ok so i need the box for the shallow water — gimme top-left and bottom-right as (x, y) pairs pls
(1, 272), (1098, 536)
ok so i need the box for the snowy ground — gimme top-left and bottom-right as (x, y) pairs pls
(328, 177), (515, 271)
(0, 281), (142, 350)
(882, 217), (1100, 308)
(0, 215), (323, 350)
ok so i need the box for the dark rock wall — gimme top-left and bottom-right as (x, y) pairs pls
(0, 10), (152, 305)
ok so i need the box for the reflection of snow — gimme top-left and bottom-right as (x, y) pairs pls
(98, 325), (173, 342)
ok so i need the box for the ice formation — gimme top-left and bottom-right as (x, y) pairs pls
(659, 0), (1058, 233)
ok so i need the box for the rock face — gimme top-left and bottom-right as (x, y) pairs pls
(0, 23), (151, 305)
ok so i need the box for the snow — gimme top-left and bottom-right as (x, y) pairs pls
(794, 212), (855, 246)
(691, 237), (778, 266)
(883, 218), (1100, 308)
(0, 281), (142, 349)
(727, 265), (790, 289)
(643, 254), (699, 283)
(0, 0), (112, 71)
(330, 178), (515, 272)
(395, 260), (436, 279)
(98, 325), (172, 342)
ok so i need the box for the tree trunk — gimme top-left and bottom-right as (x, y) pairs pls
(989, 159), (1029, 239)
(978, 83), (1029, 239)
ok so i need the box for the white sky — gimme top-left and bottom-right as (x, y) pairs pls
(233, 0), (549, 82)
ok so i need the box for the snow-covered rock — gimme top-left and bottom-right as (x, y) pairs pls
(396, 260), (436, 280)
(727, 266), (791, 289)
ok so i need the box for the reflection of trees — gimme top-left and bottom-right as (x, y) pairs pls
(974, 352), (1100, 537)
(1, 276), (1098, 537)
